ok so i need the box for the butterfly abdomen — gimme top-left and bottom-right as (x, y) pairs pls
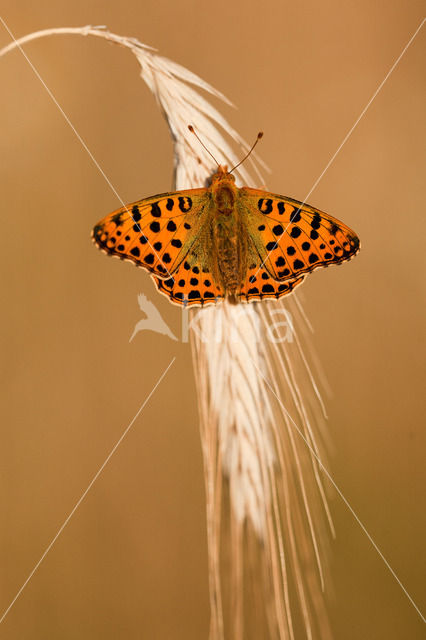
(216, 227), (238, 281)
(212, 211), (247, 301)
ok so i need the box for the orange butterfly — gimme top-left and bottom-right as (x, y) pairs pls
(92, 136), (360, 307)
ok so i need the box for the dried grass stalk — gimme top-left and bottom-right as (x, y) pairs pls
(1, 25), (334, 639)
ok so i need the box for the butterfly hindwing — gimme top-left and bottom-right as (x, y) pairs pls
(239, 259), (305, 301)
(240, 188), (360, 281)
(153, 259), (224, 307)
(92, 189), (208, 278)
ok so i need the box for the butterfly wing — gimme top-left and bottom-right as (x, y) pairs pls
(153, 260), (224, 307)
(239, 259), (305, 301)
(92, 189), (210, 278)
(153, 259), (304, 306)
(239, 188), (360, 281)
(93, 184), (360, 307)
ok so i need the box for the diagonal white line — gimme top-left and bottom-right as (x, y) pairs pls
(0, 357), (176, 625)
(250, 357), (426, 624)
(0, 15), (173, 278)
(297, 18), (425, 207)
(255, 18), (425, 278)
(2, 10), (424, 626)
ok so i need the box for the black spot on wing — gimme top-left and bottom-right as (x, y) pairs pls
(290, 208), (302, 223)
(151, 202), (162, 217)
(290, 226), (301, 238)
(131, 206), (141, 222)
(178, 196), (192, 212)
(111, 213), (124, 226)
(266, 241), (278, 251)
(258, 198), (273, 214)
(310, 214), (321, 230)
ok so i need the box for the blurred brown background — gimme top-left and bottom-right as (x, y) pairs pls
(0, 1), (425, 638)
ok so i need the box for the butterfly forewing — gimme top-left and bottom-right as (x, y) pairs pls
(240, 188), (360, 281)
(92, 189), (208, 277)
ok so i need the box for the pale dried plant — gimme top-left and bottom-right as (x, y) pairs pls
(1, 26), (334, 639)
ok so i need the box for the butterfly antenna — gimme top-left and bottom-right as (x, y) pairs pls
(188, 125), (220, 166)
(230, 132), (263, 173)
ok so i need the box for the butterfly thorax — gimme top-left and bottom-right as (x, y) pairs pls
(209, 166), (234, 209)
(210, 168), (246, 301)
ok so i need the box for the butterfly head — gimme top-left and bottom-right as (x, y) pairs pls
(211, 165), (235, 183)
(210, 166), (237, 215)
